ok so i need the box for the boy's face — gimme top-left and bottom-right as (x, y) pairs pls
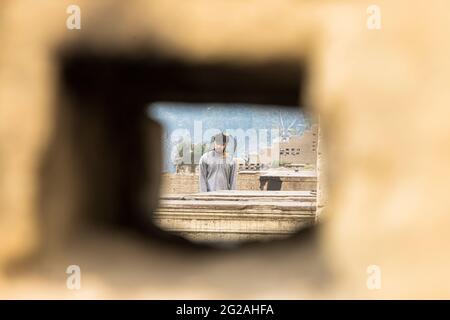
(214, 142), (226, 153)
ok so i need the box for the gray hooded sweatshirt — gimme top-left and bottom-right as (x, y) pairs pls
(198, 150), (237, 192)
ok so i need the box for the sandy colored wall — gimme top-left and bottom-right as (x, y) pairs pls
(0, 0), (450, 299)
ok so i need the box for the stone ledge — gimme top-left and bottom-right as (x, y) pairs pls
(154, 190), (317, 242)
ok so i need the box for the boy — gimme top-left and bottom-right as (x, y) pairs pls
(199, 133), (237, 192)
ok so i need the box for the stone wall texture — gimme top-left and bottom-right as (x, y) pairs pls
(1, 0), (450, 299)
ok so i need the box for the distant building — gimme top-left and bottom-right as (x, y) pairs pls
(278, 124), (318, 167)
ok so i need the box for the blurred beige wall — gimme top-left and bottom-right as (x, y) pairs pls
(1, 0), (450, 298)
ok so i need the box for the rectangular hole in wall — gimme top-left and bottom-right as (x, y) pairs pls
(52, 49), (320, 247)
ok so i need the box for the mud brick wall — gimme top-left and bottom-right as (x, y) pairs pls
(160, 172), (262, 194)
(1, 0), (450, 299)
